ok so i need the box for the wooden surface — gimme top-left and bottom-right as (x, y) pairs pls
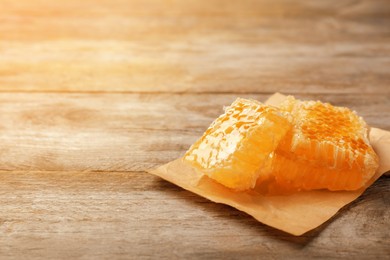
(0, 0), (389, 259)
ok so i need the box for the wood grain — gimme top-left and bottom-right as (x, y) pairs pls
(0, 93), (388, 172)
(0, 0), (389, 93)
(0, 170), (389, 259)
(1, 0), (389, 258)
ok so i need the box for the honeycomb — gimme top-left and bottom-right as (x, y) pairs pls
(184, 96), (379, 192)
(271, 96), (379, 191)
(184, 98), (292, 191)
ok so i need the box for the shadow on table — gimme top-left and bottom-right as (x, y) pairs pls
(152, 175), (387, 247)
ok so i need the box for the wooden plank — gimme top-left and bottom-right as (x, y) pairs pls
(0, 170), (388, 258)
(0, 0), (389, 93)
(0, 93), (388, 172)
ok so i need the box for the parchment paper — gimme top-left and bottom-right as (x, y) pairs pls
(148, 93), (390, 236)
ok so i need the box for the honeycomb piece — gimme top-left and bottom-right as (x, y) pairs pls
(270, 96), (379, 191)
(184, 98), (292, 191)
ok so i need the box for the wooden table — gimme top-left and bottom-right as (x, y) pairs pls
(1, 0), (389, 258)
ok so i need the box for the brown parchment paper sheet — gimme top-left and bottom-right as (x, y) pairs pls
(148, 93), (390, 236)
